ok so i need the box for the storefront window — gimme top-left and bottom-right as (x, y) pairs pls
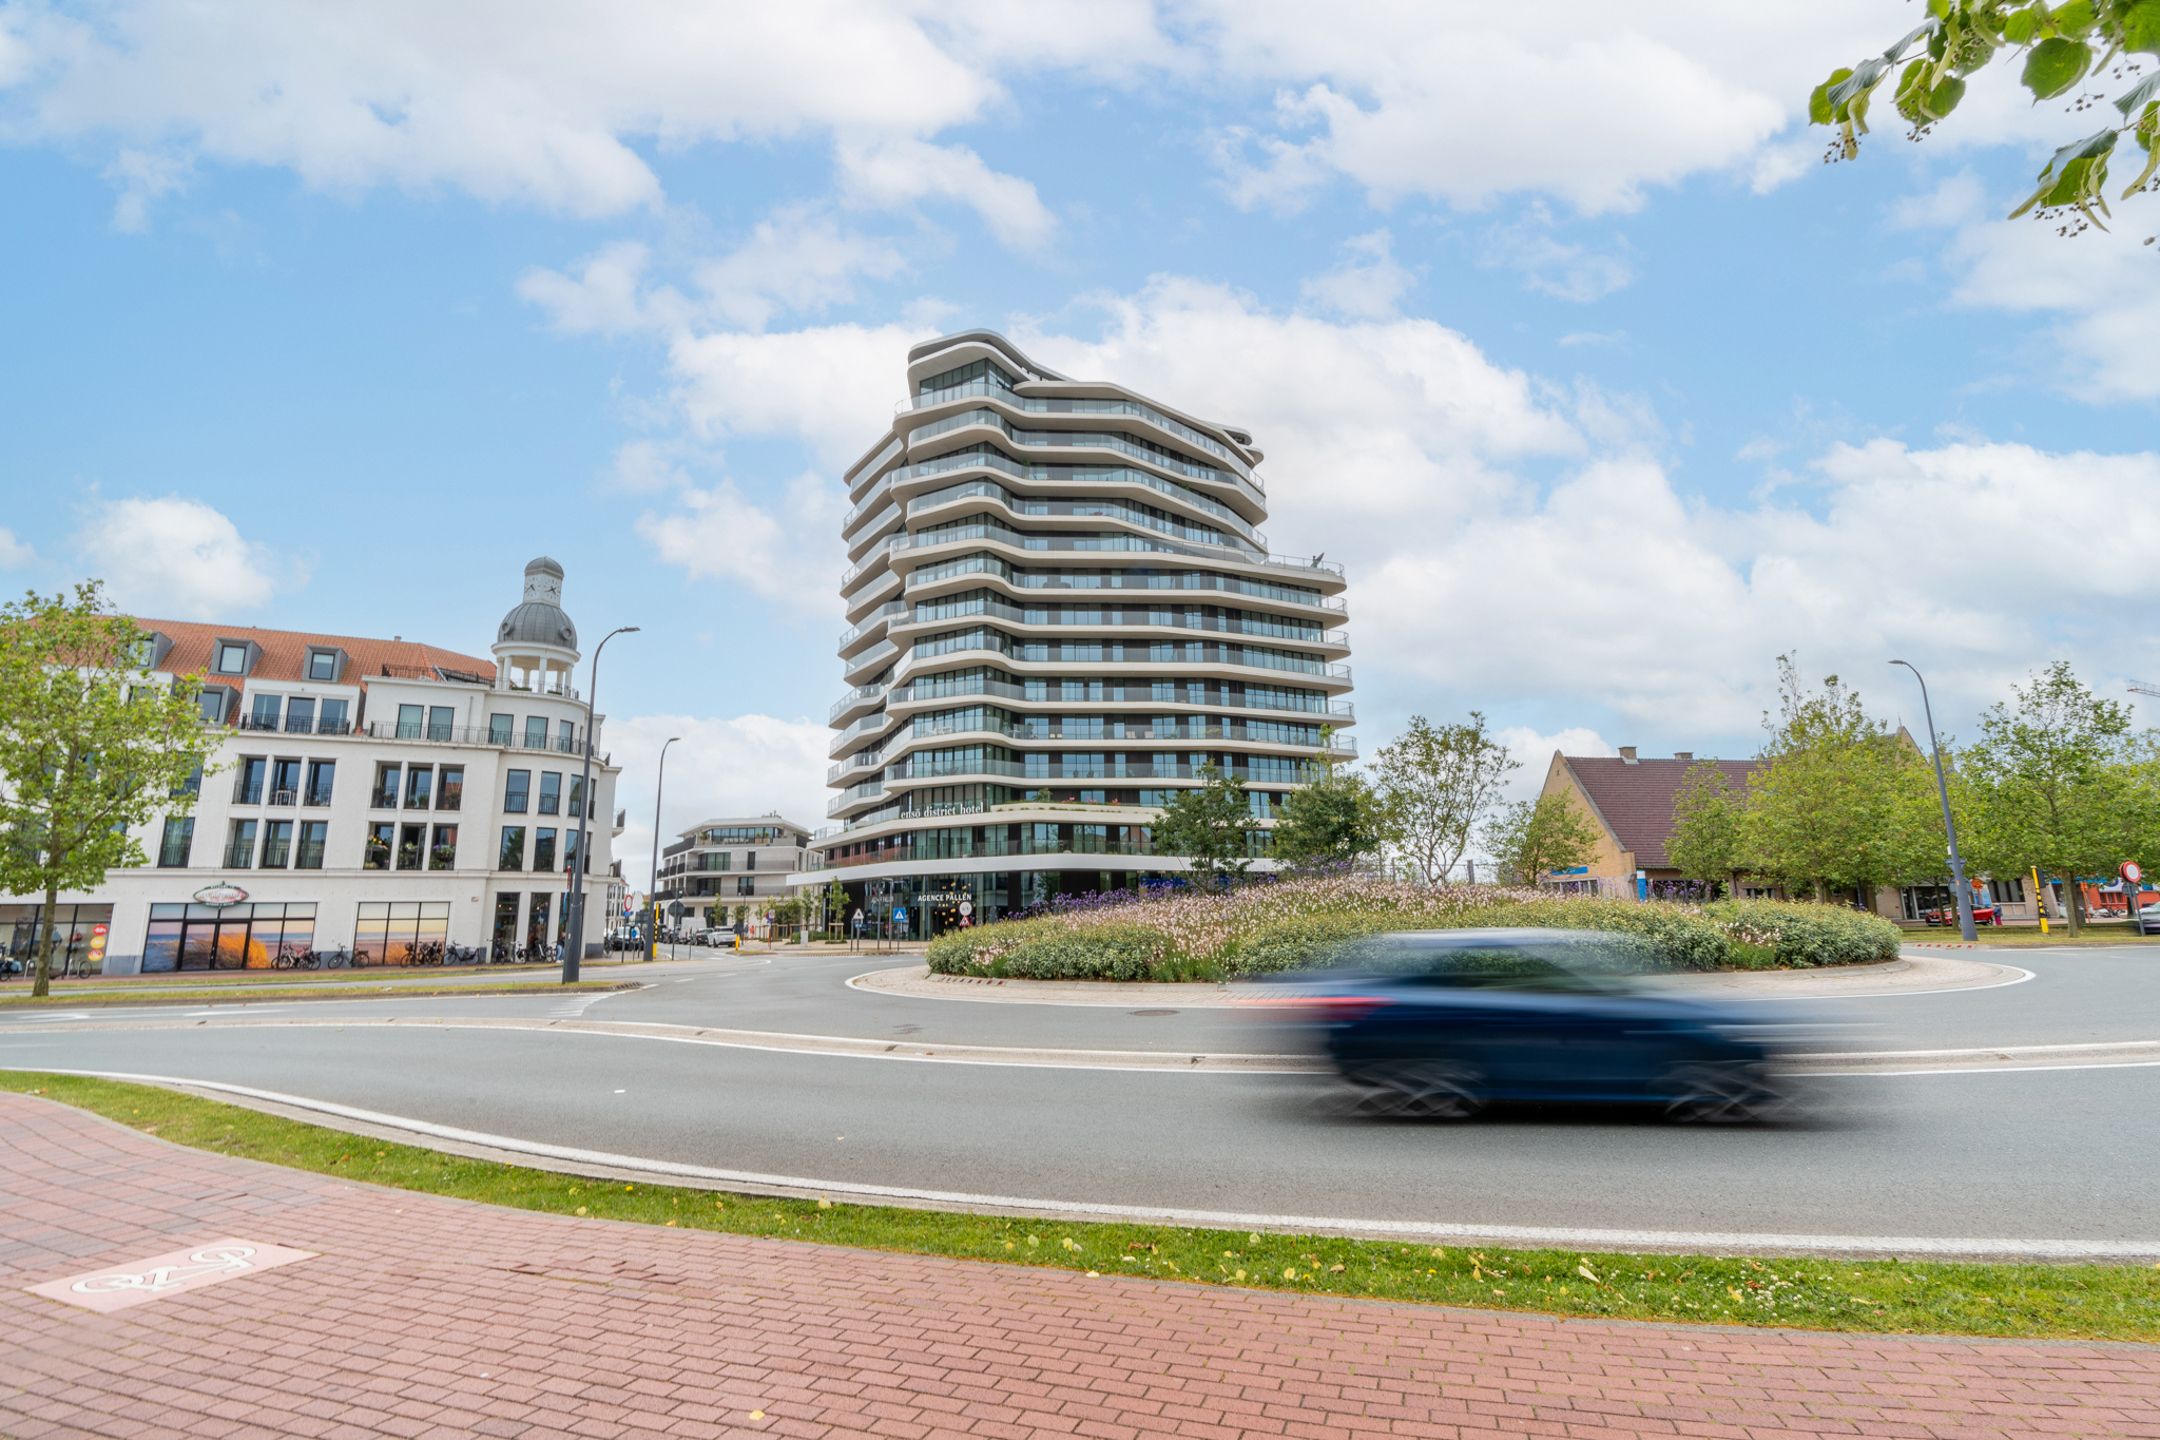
(142, 901), (314, 972)
(525, 894), (552, 955)
(354, 900), (450, 966)
(493, 894), (521, 954)
(2, 903), (117, 976)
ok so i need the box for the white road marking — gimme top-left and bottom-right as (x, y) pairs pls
(11, 1065), (2154, 1262)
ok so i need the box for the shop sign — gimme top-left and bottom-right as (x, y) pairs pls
(192, 883), (249, 908)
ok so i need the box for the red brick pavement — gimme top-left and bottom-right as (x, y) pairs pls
(2, 1092), (2155, 1440)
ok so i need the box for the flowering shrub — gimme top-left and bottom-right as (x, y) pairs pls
(923, 876), (1902, 981)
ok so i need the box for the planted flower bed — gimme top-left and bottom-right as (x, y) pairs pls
(923, 876), (1903, 982)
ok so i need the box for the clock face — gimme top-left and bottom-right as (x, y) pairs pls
(533, 579), (560, 602)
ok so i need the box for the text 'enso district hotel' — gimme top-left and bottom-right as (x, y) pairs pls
(794, 332), (1353, 937)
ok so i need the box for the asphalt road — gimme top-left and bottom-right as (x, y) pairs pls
(4, 947), (2156, 1256)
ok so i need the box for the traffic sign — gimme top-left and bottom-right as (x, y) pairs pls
(2125, 861), (2144, 885)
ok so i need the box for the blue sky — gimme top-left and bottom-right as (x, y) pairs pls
(3, 2), (2156, 873)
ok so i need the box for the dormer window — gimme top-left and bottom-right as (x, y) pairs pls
(306, 648), (338, 682)
(215, 641), (249, 675)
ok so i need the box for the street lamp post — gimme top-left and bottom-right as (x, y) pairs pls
(1890, 659), (1977, 942)
(645, 735), (680, 965)
(565, 624), (640, 984)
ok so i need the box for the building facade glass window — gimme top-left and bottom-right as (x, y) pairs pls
(224, 820), (257, 869)
(397, 703), (424, 739)
(233, 756), (266, 805)
(489, 713), (513, 745)
(270, 757), (302, 804)
(296, 821), (328, 870)
(365, 821), (395, 870)
(371, 763), (401, 809)
(534, 828), (557, 872)
(307, 649), (337, 681)
(427, 706), (454, 741)
(142, 902), (316, 973)
(304, 760), (335, 806)
(158, 817), (194, 868)
(498, 826), (526, 871)
(538, 772), (561, 815)
(405, 765), (433, 809)
(260, 820), (294, 868)
(215, 642), (247, 675)
(504, 769), (530, 813)
(285, 696), (316, 733)
(438, 765), (464, 810)
(396, 823), (425, 870)
(319, 697), (350, 734)
(249, 693), (281, 730)
(429, 824), (458, 870)
(524, 717), (548, 750)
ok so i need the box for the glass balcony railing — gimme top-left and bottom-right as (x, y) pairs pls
(904, 481), (1266, 554)
(905, 380), (1254, 474)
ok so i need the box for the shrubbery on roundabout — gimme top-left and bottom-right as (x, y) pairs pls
(923, 876), (1904, 982)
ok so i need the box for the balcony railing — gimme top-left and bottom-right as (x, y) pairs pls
(907, 560), (1343, 612)
(905, 382), (1254, 474)
(236, 716), (356, 736)
(887, 521), (1341, 578)
(222, 843), (255, 869)
(882, 676), (1355, 719)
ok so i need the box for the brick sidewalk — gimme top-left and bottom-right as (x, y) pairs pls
(1, 1093), (2154, 1440)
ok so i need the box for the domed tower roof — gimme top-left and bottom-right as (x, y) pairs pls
(496, 556), (578, 652)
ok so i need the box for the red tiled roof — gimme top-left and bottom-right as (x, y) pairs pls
(1562, 756), (1756, 870)
(131, 616), (496, 689)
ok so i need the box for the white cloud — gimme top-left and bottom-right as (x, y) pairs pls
(834, 137), (1055, 249)
(667, 320), (922, 468)
(1893, 173), (2160, 402)
(102, 147), (191, 232)
(77, 496), (288, 620)
(606, 439), (693, 495)
(4, 0), (1013, 223)
(516, 241), (677, 337)
(693, 207), (906, 330)
(634, 469), (846, 621)
(1490, 726), (1617, 805)
(608, 711), (834, 889)
(1298, 229), (1414, 319)
(0, 527), (34, 568)
(1193, 1), (1888, 214)
(1478, 205), (1633, 302)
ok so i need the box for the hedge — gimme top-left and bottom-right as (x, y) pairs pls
(922, 877), (1903, 982)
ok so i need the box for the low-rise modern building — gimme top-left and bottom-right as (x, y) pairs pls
(0, 557), (626, 973)
(790, 330), (1353, 939)
(654, 816), (811, 935)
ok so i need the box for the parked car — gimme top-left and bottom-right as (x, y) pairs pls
(1257, 929), (1805, 1122)
(2133, 906), (2160, 936)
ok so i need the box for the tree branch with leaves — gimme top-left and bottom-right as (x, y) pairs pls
(1813, 1), (2160, 236)
(1371, 712), (1518, 886)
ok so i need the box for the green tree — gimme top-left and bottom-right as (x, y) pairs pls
(1478, 792), (1601, 888)
(1269, 728), (1383, 869)
(1667, 761), (1751, 898)
(1744, 656), (1939, 901)
(0, 584), (220, 997)
(1371, 712), (1518, 886)
(1961, 660), (2159, 931)
(824, 879), (850, 939)
(1812, 2), (2160, 235)
(1153, 761), (1257, 887)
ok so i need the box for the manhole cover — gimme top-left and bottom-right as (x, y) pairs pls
(1128, 1008), (1177, 1017)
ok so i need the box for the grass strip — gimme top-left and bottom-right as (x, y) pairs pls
(0, 981), (632, 1008)
(2, 1071), (2154, 1341)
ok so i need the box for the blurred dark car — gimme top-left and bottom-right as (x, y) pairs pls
(1262, 929), (1795, 1122)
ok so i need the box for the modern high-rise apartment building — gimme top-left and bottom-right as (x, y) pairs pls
(791, 331), (1352, 938)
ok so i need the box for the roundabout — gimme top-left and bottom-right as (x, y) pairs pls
(4, 944), (2156, 1261)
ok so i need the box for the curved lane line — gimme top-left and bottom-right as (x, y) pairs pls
(8, 1065), (2155, 1262)
(4, 1015), (2158, 1075)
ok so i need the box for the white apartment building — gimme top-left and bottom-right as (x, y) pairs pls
(792, 331), (1353, 939)
(653, 815), (812, 935)
(0, 557), (625, 973)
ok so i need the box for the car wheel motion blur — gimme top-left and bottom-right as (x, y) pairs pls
(1335, 1060), (1486, 1121)
(1662, 1061), (1783, 1124)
